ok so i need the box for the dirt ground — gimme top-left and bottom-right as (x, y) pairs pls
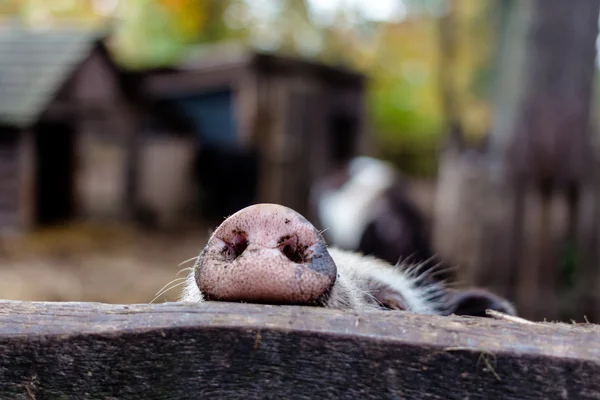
(0, 222), (211, 304)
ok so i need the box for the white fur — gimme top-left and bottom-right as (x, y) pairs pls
(324, 248), (441, 314)
(180, 268), (204, 303)
(180, 246), (444, 315)
(318, 156), (397, 250)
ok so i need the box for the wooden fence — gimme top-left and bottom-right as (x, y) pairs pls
(1, 300), (599, 399)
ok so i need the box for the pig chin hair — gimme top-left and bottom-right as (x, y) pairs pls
(180, 265), (205, 303)
(179, 246), (446, 315)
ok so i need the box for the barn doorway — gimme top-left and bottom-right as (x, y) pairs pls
(194, 145), (259, 222)
(328, 111), (358, 165)
(168, 89), (260, 222)
(34, 120), (75, 225)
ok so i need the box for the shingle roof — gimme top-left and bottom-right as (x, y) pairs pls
(0, 21), (105, 128)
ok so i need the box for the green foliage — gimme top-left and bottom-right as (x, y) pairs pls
(110, 0), (242, 68)
(112, 0), (185, 68)
(365, 18), (445, 151)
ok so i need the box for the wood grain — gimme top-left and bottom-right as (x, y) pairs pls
(0, 300), (599, 399)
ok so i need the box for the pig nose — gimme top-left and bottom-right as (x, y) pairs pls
(194, 203), (338, 305)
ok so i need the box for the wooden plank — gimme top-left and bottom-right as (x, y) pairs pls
(0, 300), (599, 399)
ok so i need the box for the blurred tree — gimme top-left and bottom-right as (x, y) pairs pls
(112, 0), (233, 68)
(369, 18), (444, 150)
(111, 0), (185, 67)
(360, 0), (500, 176)
(434, 0), (600, 323)
(438, 0), (502, 147)
(0, 0), (20, 20)
(2, 0), (109, 26)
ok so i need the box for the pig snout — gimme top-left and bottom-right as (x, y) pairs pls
(195, 203), (338, 305)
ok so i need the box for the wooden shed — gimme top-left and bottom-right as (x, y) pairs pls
(0, 22), (195, 233)
(133, 42), (369, 223)
(0, 22), (138, 233)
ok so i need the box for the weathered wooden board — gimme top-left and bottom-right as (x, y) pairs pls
(0, 300), (599, 399)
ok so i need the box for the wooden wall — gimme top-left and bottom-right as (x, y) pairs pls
(0, 129), (21, 232)
(70, 48), (136, 222)
(253, 68), (366, 217)
(137, 135), (197, 228)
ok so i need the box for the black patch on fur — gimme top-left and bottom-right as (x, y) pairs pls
(441, 288), (517, 318)
(357, 180), (454, 286)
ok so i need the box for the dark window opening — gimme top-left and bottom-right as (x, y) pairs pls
(328, 112), (358, 165)
(34, 120), (75, 225)
(170, 89), (240, 148)
(142, 99), (196, 139)
(0, 128), (18, 148)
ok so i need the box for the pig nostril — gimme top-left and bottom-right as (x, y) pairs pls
(222, 230), (248, 261)
(282, 244), (296, 260)
(278, 235), (307, 263)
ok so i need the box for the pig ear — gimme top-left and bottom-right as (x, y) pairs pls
(443, 288), (517, 318)
(370, 285), (408, 311)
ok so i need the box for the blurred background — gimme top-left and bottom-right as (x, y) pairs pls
(1, 0), (599, 323)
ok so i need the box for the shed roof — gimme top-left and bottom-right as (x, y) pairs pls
(134, 41), (367, 98)
(182, 41), (367, 85)
(0, 21), (106, 128)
